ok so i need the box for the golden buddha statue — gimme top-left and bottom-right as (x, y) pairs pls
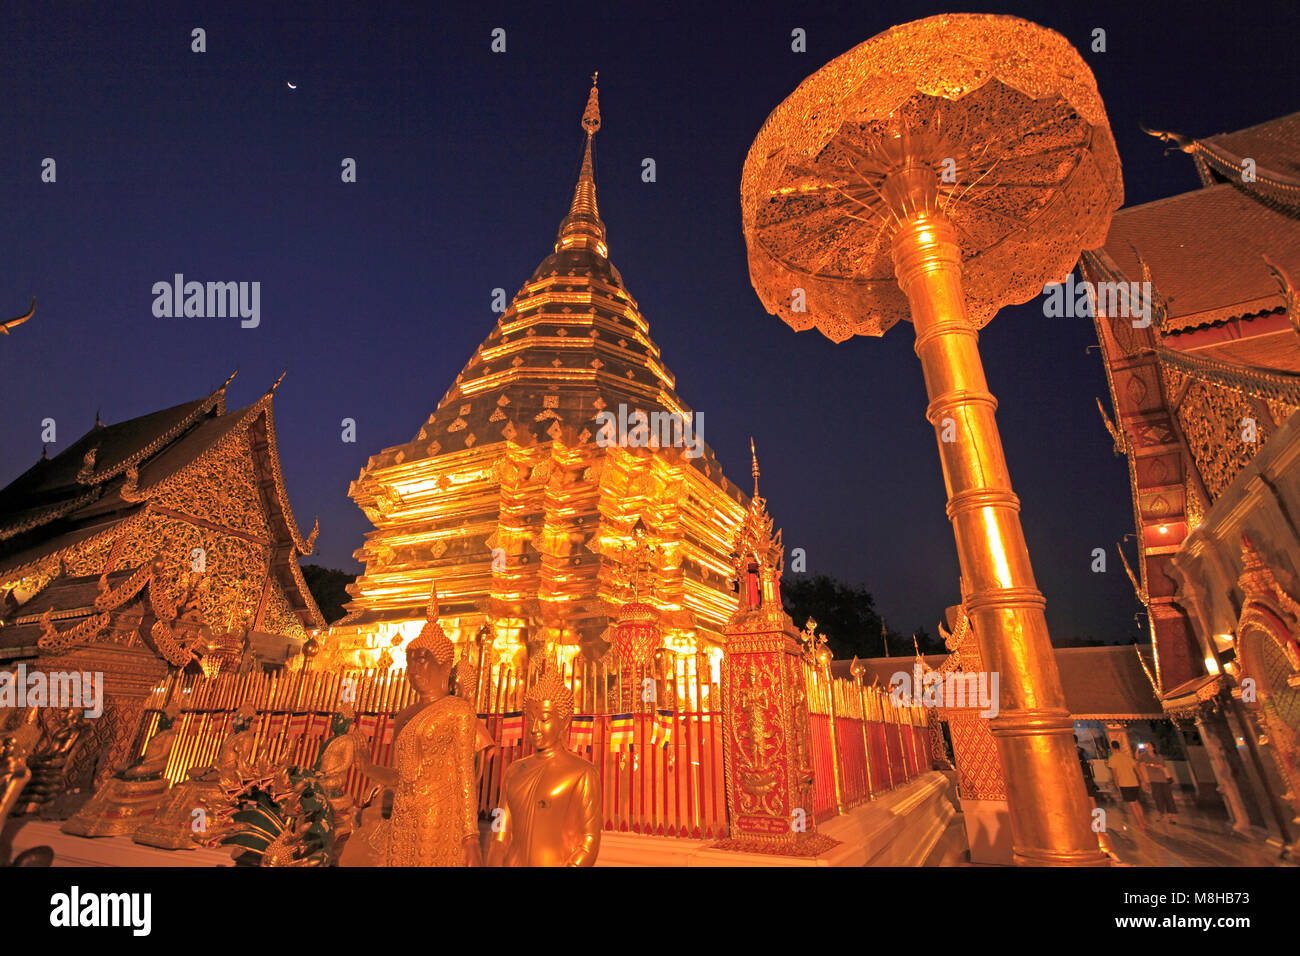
(487, 670), (602, 867)
(356, 587), (491, 866)
(0, 723), (41, 861)
(133, 702), (264, 849)
(62, 702), (182, 838)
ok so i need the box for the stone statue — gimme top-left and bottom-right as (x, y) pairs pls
(314, 702), (371, 848)
(133, 702), (265, 849)
(487, 670), (602, 867)
(62, 702), (182, 838)
(356, 587), (490, 866)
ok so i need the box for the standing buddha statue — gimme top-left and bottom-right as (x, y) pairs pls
(356, 586), (489, 866)
(487, 670), (602, 867)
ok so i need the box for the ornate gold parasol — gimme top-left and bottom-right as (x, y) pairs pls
(742, 14), (1122, 866)
(743, 14), (1120, 341)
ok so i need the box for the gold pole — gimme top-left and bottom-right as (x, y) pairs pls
(890, 210), (1105, 866)
(823, 670), (845, 815)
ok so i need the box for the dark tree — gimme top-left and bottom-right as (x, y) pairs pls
(1053, 635), (1119, 648)
(781, 574), (939, 660)
(300, 565), (357, 624)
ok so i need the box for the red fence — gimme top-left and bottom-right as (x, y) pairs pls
(802, 661), (930, 817)
(138, 649), (932, 841)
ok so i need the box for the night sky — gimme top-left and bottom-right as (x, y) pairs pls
(2, 1), (1296, 645)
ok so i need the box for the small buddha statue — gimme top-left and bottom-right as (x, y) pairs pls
(487, 670), (602, 867)
(355, 586), (491, 866)
(133, 702), (263, 849)
(314, 702), (368, 846)
(62, 702), (182, 838)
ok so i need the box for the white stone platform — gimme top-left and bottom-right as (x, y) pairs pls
(597, 771), (960, 866)
(5, 820), (234, 867)
(6, 771), (961, 867)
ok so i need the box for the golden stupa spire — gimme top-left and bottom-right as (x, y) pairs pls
(750, 437), (761, 499)
(557, 72), (607, 254)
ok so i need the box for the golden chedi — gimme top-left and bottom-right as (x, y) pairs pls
(133, 702), (263, 849)
(63, 701), (183, 838)
(487, 669), (602, 867)
(356, 588), (490, 866)
(333, 75), (752, 671)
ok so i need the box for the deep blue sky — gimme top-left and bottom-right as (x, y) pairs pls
(2, 0), (1296, 644)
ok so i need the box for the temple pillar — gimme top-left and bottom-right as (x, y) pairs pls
(1195, 713), (1253, 834)
(721, 628), (819, 849)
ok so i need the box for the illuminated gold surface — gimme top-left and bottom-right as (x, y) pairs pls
(62, 703), (182, 838)
(332, 76), (749, 672)
(742, 14), (1121, 865)
(486, 671), (602, 866)
(356, 635), (488, 866)
(741, 13), (1121, 342)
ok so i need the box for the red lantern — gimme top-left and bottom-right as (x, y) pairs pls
(614, 601), (660, 668)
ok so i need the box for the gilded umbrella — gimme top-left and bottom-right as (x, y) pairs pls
(741, 14), (1123, 866)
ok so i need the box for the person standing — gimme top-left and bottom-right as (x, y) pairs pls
(1108, 740), (1147, 832)
(1139, 745), (1178, 822)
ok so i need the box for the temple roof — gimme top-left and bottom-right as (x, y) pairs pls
(1099, 183), (1300, 338)
(834, 645), (1163, 719)
(0, 568), (138, 652)
(1202, 112), (1300, 182)
(0, 388), (227, 539)
(0, 377), (323, 630)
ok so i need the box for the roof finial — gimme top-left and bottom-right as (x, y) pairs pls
(582, 72), (601, 136)
(750, 437), (760, 498)
(1, 297), (35, 336)
(557, 73), (607, 253)
(94, 408), (103, 428)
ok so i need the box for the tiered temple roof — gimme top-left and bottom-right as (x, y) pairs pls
(1083, 111), (1300, 696)
(0, 373), (324, 660)
(337, 78), (749, 663)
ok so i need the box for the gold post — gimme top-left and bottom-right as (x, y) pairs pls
(823, 670), (845, 815)
(890, 211), (1105, 866)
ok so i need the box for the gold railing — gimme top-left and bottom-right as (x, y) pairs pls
(800, 661), (931, 821)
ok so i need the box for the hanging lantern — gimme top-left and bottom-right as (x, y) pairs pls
(614, 601), (660, 668)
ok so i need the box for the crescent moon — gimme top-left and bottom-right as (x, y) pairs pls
(287, 81), (297, 90)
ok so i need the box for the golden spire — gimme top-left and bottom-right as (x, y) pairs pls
(750, 437), (761, 499)
(557, 73), (607, 254)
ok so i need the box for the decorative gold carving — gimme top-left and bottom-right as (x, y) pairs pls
(1176, 378), (1260, 502)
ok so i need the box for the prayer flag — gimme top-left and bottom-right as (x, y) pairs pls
(609, 713), (635, 752)
(501, 711), (524, 747)
(569, 714), (595, 751)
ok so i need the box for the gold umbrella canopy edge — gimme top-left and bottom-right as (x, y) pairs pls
(740, 12), (1124, 343)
